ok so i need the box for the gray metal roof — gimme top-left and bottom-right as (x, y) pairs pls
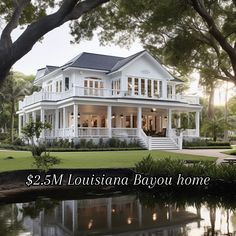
(35, 51), (184, 83)
(65, 52), (124, 71)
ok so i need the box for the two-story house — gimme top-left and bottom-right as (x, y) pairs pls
(18, 50), (201, 149)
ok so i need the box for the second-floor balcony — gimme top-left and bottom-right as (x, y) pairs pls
(19, 86), (200, 110)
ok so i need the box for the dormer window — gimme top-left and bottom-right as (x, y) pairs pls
(65, 77), (69, 91)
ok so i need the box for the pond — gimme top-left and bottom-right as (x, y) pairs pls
(1, 192), (236, 236)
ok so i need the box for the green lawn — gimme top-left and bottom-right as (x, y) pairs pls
(222, 149), (236, 156)
(0, 150), (217, 172)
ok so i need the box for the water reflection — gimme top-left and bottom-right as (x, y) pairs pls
(1, 194), (236, 235)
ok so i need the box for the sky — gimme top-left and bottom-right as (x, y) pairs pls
(12, 23), (144, 75)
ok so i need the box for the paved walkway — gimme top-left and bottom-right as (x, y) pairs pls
(168, 149), (233, 164)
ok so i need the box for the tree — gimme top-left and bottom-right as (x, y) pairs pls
(0, 0), (109, 84)
(74, 0), (236, 85)
(22, 120), (51, 148)
(0, 71), (32, 142)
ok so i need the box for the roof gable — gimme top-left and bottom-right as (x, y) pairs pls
(65, 52), (124, 71)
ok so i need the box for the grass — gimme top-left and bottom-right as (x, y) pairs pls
(222, 149), (236, 156)
(0, 149), (217, 172)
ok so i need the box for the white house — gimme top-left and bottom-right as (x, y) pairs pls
(17, 50), (201, 150)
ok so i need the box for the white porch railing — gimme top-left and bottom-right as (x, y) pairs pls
(140, 129), (149, 149)
(168, 94), (199, 104)
(78, 128), (109, 137)
(182, 129), (198, 136)
(19, 85), (200, 110)
(169, 129), (183, 149)
(112, 128), (138, 137)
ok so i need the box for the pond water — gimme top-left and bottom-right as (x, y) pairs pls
(1, 193), (236, 236)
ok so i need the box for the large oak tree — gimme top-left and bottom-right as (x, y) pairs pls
(0, 0), (109, 85)
(74, 0), (236, 85)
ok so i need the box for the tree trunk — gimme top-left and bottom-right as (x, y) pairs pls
(223, 82), (229, 142)
(10, 100), (15, 143)
(208, 86), (215, 120)
(0, 0), (109, 85)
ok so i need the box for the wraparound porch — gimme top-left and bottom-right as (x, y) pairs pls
(18, 104), (201, 150)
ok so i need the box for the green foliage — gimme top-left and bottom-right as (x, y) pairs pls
(135, 155), (236, 182)
(228, 96), (236, 115)
(74, 0), (235, 82)
(22, 121), (51, 145)
(12, 137), (25, 146)
(31, 144), (46, 157)
(0, 1), (55, 27)
(32, 152), (61, 172)
(0, 72), (33, 142)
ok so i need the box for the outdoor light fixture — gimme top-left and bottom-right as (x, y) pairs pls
(152, 213), (157, 221)
(77, 113), (80, 118)
(112, 114), (115, 119)
(127, 217), (132, 224)
(151, 108), (156, 112)
(120, 114), (124, 118)
(71, 112), (74, 116)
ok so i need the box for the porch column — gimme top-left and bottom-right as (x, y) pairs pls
(63, 107), (66, 137)
(167, 109), (172, 137)
(130, 114), (133, 128)
(177, 112), (181, 128)
(195, 111), (200, 137)
(18, 115), (22, 136)
(55, 109), (59, 136)
(26, 113), (30, 123)
(107, 105), (112, 138)
(73, 104), (78, 137)
(32, 111), (36, 122)
(162, 81), (167, 99)
(137, 107), (142, 136)
(40, 109), (45, 138)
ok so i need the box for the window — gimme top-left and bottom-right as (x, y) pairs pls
(167, 84), (173, 98)
(154, 80), (158, 97)
(134, 78), (139, 95)
(56, 81), (59, 92)
(159, 81), (162, 97)
(84, 78), (104, 96)
(148, 80), (152, 97)
(128, 77), (132, 95)
(112, 79), (120, 95)
(65, 77), (69, 91)
(141, 79), (145, 95)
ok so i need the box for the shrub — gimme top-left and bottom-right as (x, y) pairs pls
(183, 138), (230, 148)
(80, 139), (87, 148)
(135, 155), (236, 182)
(31, 144), (46, 157)
(0, 133), (8, 141)
(229, 135), (236, 141)
(12, 137), (25, 146)
(86, 139), (94, 149)
(33, 152), (61, 172)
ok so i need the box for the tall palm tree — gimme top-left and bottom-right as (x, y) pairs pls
(0, 72), (32, 142)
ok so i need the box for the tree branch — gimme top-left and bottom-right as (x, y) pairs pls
(10, 0), (109, 66)
(190, 0), (236, 77)
(63, 0), (109, 22)
(0, 0), (30, 46)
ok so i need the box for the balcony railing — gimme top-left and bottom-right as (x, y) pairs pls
(19, 86), (200, 110)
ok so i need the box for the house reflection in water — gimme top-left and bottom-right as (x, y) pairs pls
(22, 195), (199, 236)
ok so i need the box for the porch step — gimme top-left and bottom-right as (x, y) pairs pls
(150, 137), (178, 150)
